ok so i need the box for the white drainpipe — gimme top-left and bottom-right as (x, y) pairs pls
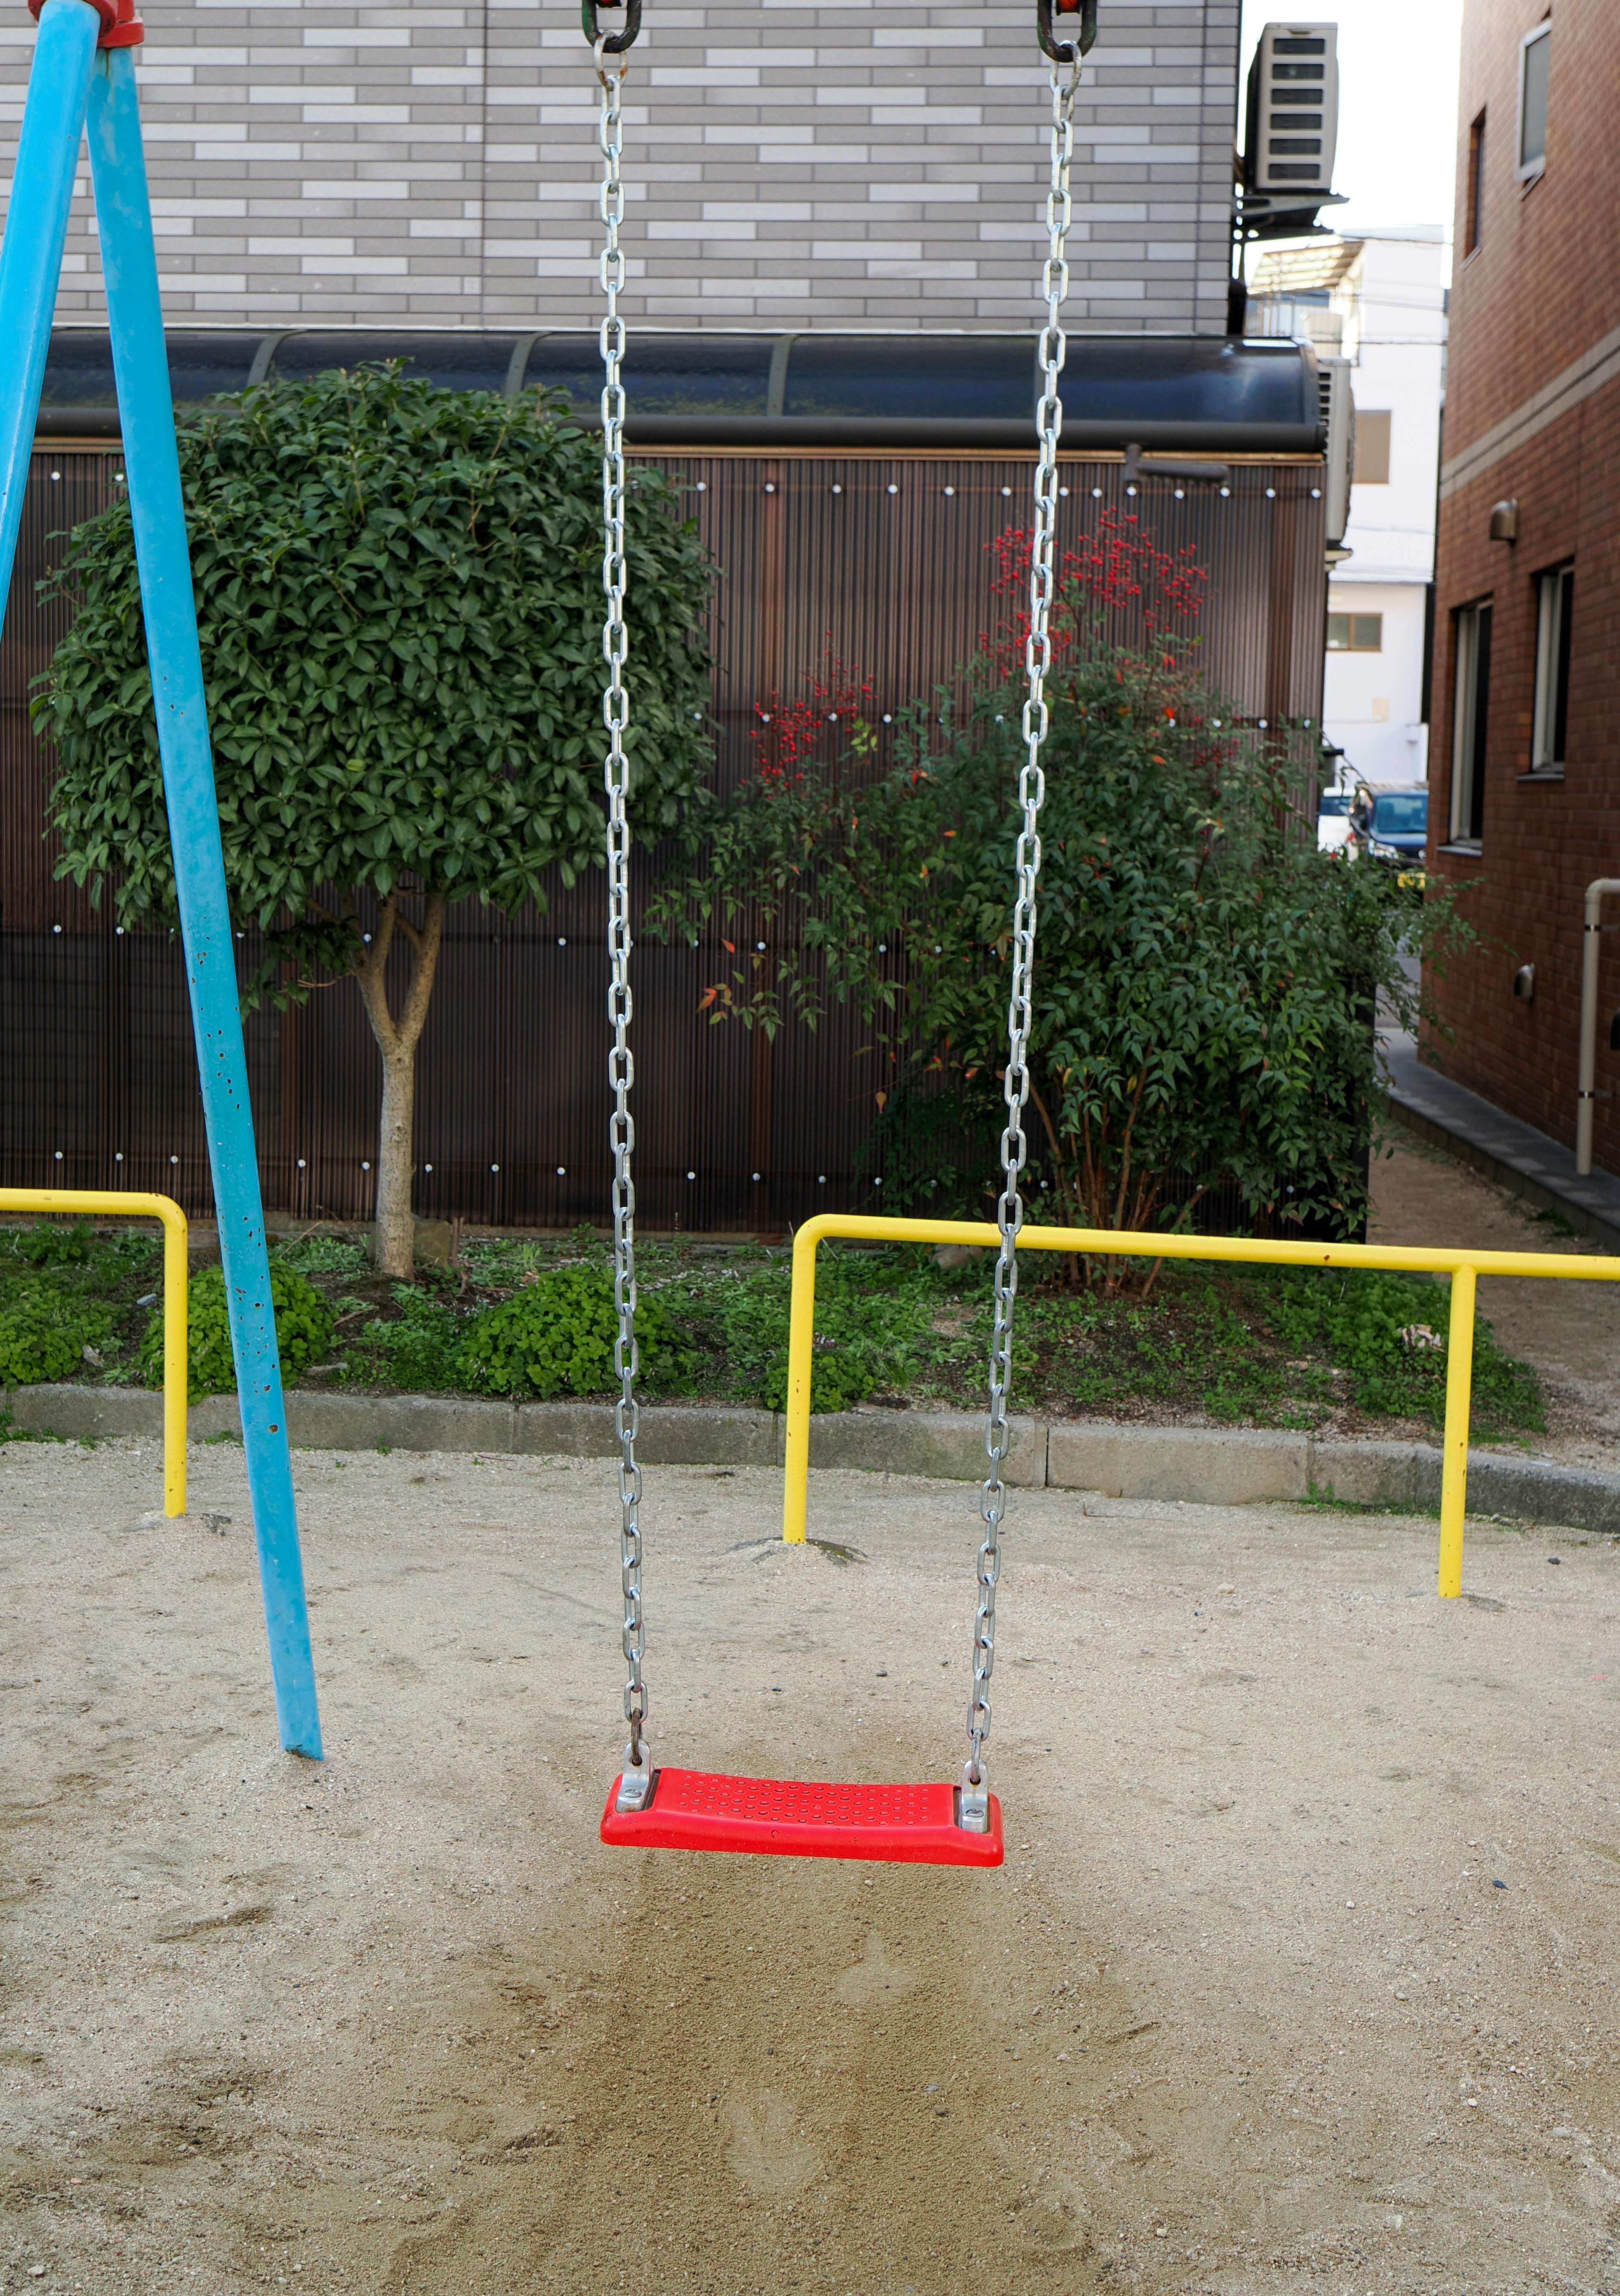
(1577, 879), (1620, 1175)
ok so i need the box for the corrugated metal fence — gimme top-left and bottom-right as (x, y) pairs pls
(0, 445), (1325, 1230)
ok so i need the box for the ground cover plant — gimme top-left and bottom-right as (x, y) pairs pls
(136, 1261), (334, 1402)
(0, 1220), (157, 1390)
(0, 1218), (1544, 1445)
(35, 362), (713, 1279)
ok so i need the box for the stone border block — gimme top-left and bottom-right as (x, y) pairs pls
(808, 1409), (1045, 1486)
(6, 1383), (160, 1441)
(1309, 1439), (1424, 1508)
(1463, 1451), (1620, 1536)
(514, 1400), (621, 1458)
(636, 1406), (778, 1467)
(362, 1394), (515, 1453)
(512, 1401), (778, 1468)
(1049, 1422), (1309, 1504)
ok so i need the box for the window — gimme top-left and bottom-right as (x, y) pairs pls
(1450, 603), (1492, 843)
(1531, 563), (1573, 771)
(1327, 613), (1383, 652)
(1465, 110), (1486, 253)
(1353, 411), (1391, 485)
(1371, 792), (1428, 839)
(1518, 22), (1549, 177)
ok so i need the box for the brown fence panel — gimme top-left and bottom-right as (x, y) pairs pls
(0, 445), (1325, 1229)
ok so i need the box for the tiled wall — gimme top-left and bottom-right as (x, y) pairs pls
(2, 0), (1239, 333)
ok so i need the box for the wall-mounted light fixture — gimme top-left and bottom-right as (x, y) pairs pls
(1513, 962), (1536, 1001)
(1489, 499), (1519, 542)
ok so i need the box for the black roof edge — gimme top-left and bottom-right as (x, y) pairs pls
(35, 406), (1324, 454)
(627, 415), (1323, 451)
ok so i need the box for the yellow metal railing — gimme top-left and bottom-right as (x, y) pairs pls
(0, 1189), (187, 1518)
(783, 1213), (1620, 1596)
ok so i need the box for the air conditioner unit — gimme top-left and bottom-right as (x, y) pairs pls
(1319, 354), (1355, 549)
(1243, 23), (1340, 202)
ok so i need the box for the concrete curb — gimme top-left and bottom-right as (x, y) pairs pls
(8, 1382), (1620, 1535)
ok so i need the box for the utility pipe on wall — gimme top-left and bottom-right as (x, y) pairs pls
(1578, 879), (1620, 1176)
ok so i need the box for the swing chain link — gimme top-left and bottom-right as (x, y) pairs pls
(963, 52), (1080, 1832)
(597, 37), (651, 1812)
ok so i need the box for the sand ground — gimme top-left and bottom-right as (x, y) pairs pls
(3, 1438), (1620, 2293)
(1369, 1139), (1620, 1471)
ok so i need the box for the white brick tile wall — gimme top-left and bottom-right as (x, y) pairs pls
(3, 0), (1237, 331)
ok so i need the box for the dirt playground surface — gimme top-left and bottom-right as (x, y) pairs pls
(3, 1441), (1620, 2294)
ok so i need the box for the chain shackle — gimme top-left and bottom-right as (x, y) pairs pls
(1035, 0), (1096, 67)
(582, 0), (641, 56)
(963, 54), (1080, 1833)
(594, 41), (652, 1814)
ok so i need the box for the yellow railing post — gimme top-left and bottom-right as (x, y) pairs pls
(780, 1213), (1620, 1594)
(1436, 1261), (1477, 1599)
(160, 1202), (188, 1518)
(0, 1188), (187, 1519)
(782, 1218), (828, 1544)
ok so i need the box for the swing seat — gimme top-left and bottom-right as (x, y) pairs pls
(600, 1768), (1004, 1866)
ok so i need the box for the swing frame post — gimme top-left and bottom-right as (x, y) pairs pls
(783, 1212), (1620, 1597)
(0, 0), (321, 1757)
(0, 0), (99, 574)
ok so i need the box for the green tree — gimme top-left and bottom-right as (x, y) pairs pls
(655, 559), (1459, 1286)
(35, 363), (713, 1275)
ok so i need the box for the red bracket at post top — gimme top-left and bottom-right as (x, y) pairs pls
(27, 0), (143, 48)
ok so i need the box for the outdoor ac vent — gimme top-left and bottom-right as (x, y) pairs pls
(1243, 23), (1340, 198)
(1318, 355), (1355, 547)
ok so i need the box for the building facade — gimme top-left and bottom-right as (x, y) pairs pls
(1426, 0), (1619, 1163)
(1252, 230), (1447, 790)
(0, 0), (1238, 334)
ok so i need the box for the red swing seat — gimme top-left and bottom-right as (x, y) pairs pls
(600, 1767), (1004, 1866)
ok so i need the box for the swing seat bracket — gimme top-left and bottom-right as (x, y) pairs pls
(601, 1768), (1004, 1866)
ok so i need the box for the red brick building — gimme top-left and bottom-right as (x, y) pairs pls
(1426, 0), (1620, 1161)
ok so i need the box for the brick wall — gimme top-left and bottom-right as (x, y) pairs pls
(0, 0), (1238, 334)
(1425, 0), (1620, 1165)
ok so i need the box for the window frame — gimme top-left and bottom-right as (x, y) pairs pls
(1352, 410), (1392, 485)
(1326, 611), (1384, 653)
(1449, 601), (1492, 846)
(1464, 109), (1486, 254)
(1530, 562), (1574, 774)
(1516, 21), (1550, 181)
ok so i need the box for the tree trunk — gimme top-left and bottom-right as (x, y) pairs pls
(373, 1038), (418, 1280)
(351, 888), (447, 1280)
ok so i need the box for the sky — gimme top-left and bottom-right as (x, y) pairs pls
(1237, 0), (1466, 256)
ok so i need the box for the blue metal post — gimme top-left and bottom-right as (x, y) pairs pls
(0, 0), (99, 594)
(86, 45), (322, 1758)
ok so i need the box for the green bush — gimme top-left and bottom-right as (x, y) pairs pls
(140, 1261), (335, 1400)
(359, 1287), (464, 1391)
(0, 1291), (113, 1387)
(456, 1265), (696, 1400)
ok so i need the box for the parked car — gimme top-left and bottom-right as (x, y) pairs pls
(1359, 787), (1428, 868)
(1317, 787), (1355, 853)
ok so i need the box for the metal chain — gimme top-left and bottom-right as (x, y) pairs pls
(964, 54), (1080, 1830)
(597, 38), (651, 1809)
